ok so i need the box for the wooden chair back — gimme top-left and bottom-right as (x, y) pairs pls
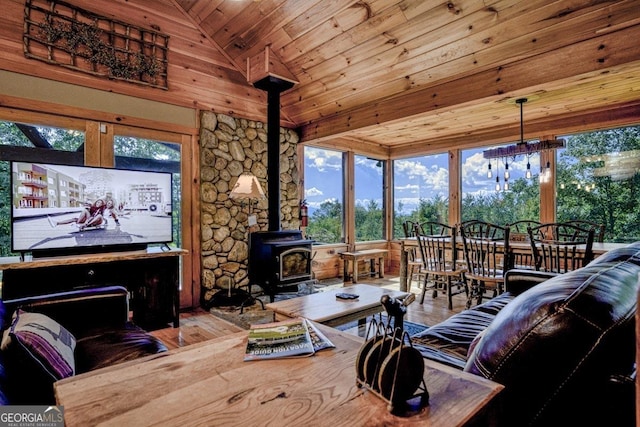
(415, 222), (458, 273)
(527, 222), (595, 273)
(414, 222), (464, 309)
(507, 220), (541, 269)
(459, 221), (511, 307)
(563, 219), (605, 242)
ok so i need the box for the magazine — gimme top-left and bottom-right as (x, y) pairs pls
(305, 319), (335, 352)
(244, 318), (315, 361)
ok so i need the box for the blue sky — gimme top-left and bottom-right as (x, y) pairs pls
(304, 146), (543, 215)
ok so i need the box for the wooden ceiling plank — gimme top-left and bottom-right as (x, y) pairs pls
(284, 0), (631, 115)
(173, 0), (199, 14)
(351, 66), (640, 146)
(282, 0), (363, 40)
(183, 0), (225, 22)
(214, 0), (287, 52)
(285, 0), (501, 83)
(298, 24), (640, 142)
(283, 1), (501, 102)
(286, 1), (640, 123)
(199, 1), (247, 36)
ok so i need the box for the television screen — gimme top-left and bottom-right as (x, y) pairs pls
(11, 162), (173, 254)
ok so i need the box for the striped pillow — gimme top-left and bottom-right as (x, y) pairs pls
(1, 310), (76, 380)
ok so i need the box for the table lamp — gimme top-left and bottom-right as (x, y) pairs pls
(229, 172), (266, 226)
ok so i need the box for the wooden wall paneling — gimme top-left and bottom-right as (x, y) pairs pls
(311, 245), (346, 281)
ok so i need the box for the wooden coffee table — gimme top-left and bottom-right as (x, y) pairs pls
(265, 284), (410, 328)
(55, 324), (503, 427)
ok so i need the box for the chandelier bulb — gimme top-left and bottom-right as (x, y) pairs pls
(504, 180), (509, 191)
(495, 176), (500, 192)
(487, 162), (492, 178)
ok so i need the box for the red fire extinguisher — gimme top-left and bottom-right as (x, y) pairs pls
(300, 199), (308, 227)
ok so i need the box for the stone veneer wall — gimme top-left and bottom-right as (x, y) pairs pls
(199, 111), (301, 304)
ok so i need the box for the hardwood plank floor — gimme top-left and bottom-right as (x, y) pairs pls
(151, 275), (469, 350)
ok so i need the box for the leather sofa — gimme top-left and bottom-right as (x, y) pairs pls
(412, 242), (640, 426)
(0, 285), (168, 405)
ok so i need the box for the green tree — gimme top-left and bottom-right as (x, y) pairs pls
(306, 199), (343, 244)
(557, 127), (640, 242)
(355, 199), (383, 241)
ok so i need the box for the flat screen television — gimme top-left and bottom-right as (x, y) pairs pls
(10, 161), (173, 257)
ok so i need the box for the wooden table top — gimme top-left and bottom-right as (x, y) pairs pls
(55, 325), (503, 427)
(399, 237), (628, 255)
(266, 284), (409, 325)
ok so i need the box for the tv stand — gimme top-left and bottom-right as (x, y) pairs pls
(0, 247), (187, 330)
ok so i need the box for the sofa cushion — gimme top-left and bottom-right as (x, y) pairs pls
(75, 323), (168, 373)
(464, 254), (640, 426)
(411, 292), (514, 369)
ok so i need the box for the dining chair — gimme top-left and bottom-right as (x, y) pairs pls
(526, 222), (595, 273)
(563, 219), (605, 243)
(507, 220), (541, 269)
(402, 220), (425, 291)
(414, 222), (466, 310)
(459, 221), (511, 308)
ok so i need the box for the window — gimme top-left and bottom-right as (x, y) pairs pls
(461, 146), (540, 224)
(0, 120), (85, 256)
(355, 155), (384, 241)
(393, 153), (449, 237)
(114, 135), (182, 247)
(303, 146), (344, 244)
(556, 126), (640, 242)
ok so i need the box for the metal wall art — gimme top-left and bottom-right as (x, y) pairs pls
(23, 0), (169, 89)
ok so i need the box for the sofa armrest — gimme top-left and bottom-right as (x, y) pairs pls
(2, 286), (130, 338)
(504, 269), (557, 295)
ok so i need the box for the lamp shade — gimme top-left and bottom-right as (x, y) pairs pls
(229, 173), (266, 200)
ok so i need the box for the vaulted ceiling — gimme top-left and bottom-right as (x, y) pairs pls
(4, 0), (640, 159)
(169, 0), (640, 158)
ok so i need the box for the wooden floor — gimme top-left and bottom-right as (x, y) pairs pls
(151, 275), (469, 350)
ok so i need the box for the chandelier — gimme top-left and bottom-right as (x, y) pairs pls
(484, 98), (565, 191)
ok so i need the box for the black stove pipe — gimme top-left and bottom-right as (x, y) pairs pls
(254, 76), (295, 232)
(266, 85), (281, 231)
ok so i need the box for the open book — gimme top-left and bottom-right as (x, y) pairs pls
(244, 318), (334, 361)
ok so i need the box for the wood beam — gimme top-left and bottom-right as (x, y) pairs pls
(299, 25), (640, 144)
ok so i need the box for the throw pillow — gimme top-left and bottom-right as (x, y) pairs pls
(1, 310), (76, 380)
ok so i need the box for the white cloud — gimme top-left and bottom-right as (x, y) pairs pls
(305, 147), (342, 172)
(305, 187), (323, 197)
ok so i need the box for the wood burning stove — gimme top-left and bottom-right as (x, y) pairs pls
(249, 231), (313, 301)
(247, 65), (311, 301)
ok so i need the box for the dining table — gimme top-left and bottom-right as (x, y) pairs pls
(398, 237), (629, 292)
